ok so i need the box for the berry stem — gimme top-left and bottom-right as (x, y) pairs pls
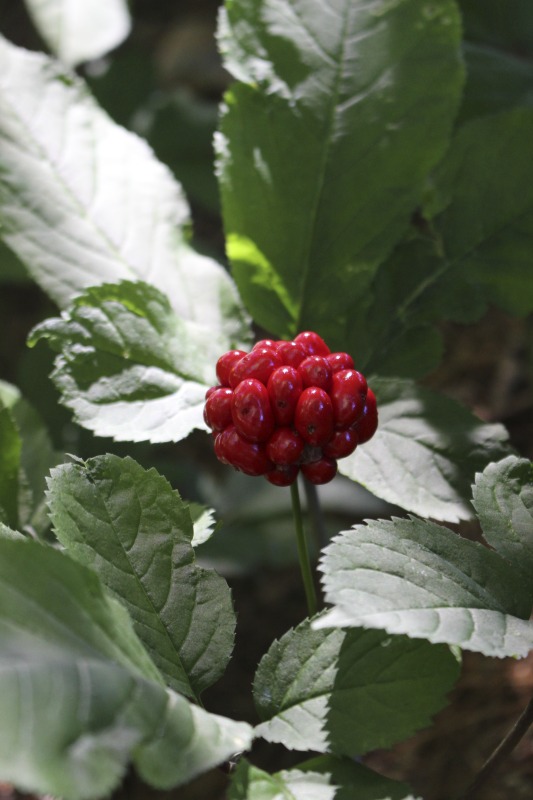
(290, 479), (318, 617)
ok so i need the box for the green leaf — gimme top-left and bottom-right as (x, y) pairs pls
(472, 456), (533, 586)
(30, 280), (250, 443)
(428, 110), (533, 316)
(253, 618), (459, 756)
(47, 454), (235, 700)
(217, 0), (464, 343)
(228, 759), (418, 800)
(339, 377), (511, 522)
(0, 34), (249, 341)
(317, 514), (533, 657)
(459, 43), (533, 122)
(0, 380), (61, 532)
(24, 0), (131, 66)
(0, 405), (21, 528)
(190, 502), (218, 547)
(0, 536), (252, 799)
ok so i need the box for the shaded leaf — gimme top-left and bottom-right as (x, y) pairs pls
(254, 618), (459, 755)
(217, 0), (464, 344)
(0, 536), (251, 799)
(339, 377), (511, 522)
(24, 0), (131, 66)
(0, 405), (21, 528)
(47, 454), (235, 700)
(299, 756), (418, 800)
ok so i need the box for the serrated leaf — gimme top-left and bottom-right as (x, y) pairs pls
(0, 537), (251, 799)
(30, 280), (249, 443)
(472, 456), (533, 586)
(47, 454), (235, 700)
(0, 34), (250, 343)
(253, 618), (459, 756)
(24, 0), (131, 66)
(339, 377), (511, 522)
(317, 514), (533, 657)
(217, 0), (464, 344)
(298, 756), (417, 800)
(228, 760), (335, 800)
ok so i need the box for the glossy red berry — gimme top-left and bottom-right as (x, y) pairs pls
(267, 366), (302, 426)
(326, 352), (355, 373)
(294, 386), (334, 446)
(216, 350), (247, 386)
(353, 388), (378, 444)
(266, 428), (304, 465)
(323, 427), (358, 458)
(204, 387), (233, 432)
(231, 378), (274, 442)
(276, 340), (307, 368)
(229, 346), (281, 388)
(330, 369), (368, 429)
(301, 457), (338, 485)
(265, 463), (299, 486)
(295, 331), (330, 357)
(253, 339), (278, 351)
(205, 385), (219, 399)
(298, 355), (332, 391)
(216, 425), (273, 476)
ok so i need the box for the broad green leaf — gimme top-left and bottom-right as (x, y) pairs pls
(339, 378), (511, 522)
(459, 43), (533, 122)
(0, 34), (250, 342)
(0, 405), (21, 528)
(0, 380), (61, 532)
(217, 0), (464, 343)
(228, 759), (418, 800)
(0, 537), (251, 799)
(253, 618), (459, 756)
(317, 515), (533, 657)
(47, 454), (235, 700)
(427, 110), (533, 316)
(24, 0), (131, 66)
(459, 0), (533, 52)
(30, 281), (250, 443)
(472, 456), (533, 585)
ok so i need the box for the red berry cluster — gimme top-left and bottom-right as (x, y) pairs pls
(204, 331), (378, 486)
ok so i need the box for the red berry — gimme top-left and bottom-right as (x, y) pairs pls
(216, 350), (247, 386)
(294, 387), (334, 446)
(216, 425), (273, 476)
(353, 388), (378, 444)
(326, 352), (355, 373)
(229, 346), (281, 388)
(301, 457), (337, 485)
(204, 387), (233, 432)
(298, 355), (332, 391)
(267, 366), (303, 426)
(253, 339), (278, 351)
(205, 385), (219, 399)
(266, 428), (304, 465)
(231, 378), (274, 442)
(330, 369), (368, 429)
(276, 340), (307, 368)
(265, 464), (300, 486)
(295, 331), (330, 357)
(323, 427), (358, 458)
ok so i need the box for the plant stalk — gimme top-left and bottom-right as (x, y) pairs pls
(290, 479), (318, 617)
(457, 695), (533, 800)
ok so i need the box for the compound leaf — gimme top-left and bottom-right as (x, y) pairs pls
(340, 377), (511, 522)
(217, 0), (464, 344)
(47, 454), (235, 701)
(24, 0), (131, 66)
(253, 618), (459, 756)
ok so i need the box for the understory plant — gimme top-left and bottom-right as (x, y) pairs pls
(0, 0), (532, 798)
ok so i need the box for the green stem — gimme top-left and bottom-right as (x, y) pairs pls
(290, 479), (318, 617)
